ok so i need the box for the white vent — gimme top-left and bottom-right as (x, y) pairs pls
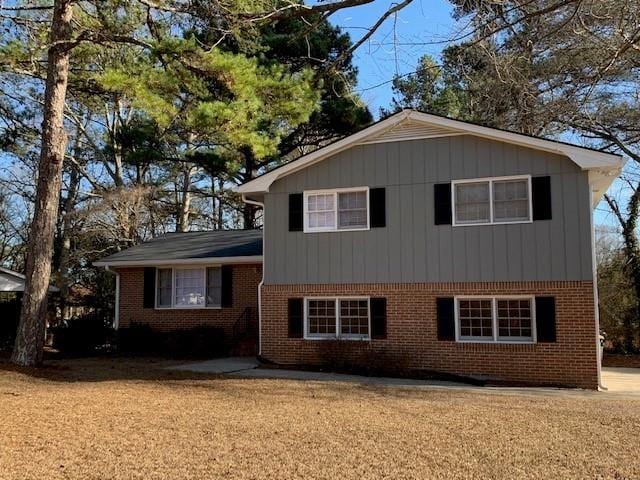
(360, 119), (462, 144)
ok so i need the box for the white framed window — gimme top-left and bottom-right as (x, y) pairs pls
(455, 296), (535, 343)
(155, 266), (222, 309)
(304, 297), (370, 340)
(452, 175), (532, 226)
(303, 187), (369, 233)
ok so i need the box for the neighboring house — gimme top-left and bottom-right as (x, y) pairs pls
(0, 267), (59, 344)
(94, 230), (263, 352)
(236, 110), (623, 389)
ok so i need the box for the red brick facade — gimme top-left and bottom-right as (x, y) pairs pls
(116, 264), (262, 337)
(261, 281), (599, 389)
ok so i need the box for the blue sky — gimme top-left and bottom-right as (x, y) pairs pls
(329, 0), (457, 115)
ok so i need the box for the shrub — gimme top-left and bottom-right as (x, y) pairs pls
(51, 312), (116, 356)
(118, 323), (228, 358)
(317, 340), (409, 377)
(0, 301), (19, 352)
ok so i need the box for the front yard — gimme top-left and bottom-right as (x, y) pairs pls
(0, 358), (639, 480)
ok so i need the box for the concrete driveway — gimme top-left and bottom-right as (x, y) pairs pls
(602, 367), (640, 395)
(171, 358), (640, 397)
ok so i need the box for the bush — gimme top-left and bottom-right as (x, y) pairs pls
(118, 323), (228, 358)
(317, 341), (409, 377)
(0, 301), (19, 352)
(51, 312), (116, 356)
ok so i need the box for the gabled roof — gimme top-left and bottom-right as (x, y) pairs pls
(94, 230), (263, 267)
(236, 110), (624, 204)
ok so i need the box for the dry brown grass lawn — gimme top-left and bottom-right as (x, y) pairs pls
(0, 357), (639, 480)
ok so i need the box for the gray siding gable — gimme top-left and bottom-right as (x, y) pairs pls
(264, 135), (593, 285)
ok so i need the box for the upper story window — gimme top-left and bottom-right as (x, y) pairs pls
(156, 266), (222, 309)
(452, 175), (531, 226)
(304, 187), (369, 233)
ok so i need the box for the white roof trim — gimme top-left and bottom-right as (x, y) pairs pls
(236, 109), (623, 196)
(0, 266), (25, 280)
(94, 255), (263, 268)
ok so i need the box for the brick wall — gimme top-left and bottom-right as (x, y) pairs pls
(116, 264), (262, 337)
(261, 281), (599, 389)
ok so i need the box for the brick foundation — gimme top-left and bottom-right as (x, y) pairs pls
(116, 264), (262, 338)
(261, 281), (599, 389)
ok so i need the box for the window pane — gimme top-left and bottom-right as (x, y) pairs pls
(307, 299), (336, 336)
(340, 299), (369, 337)
(497, 299), (533, 341)
(157, 269), (172, 307)
(338, 191), (367, 229)
(458, 299), (493, 339)
(307, 194), (335, 229)
(174, 268), (205, 307)
(455, 182), (490, 224)
(493, 179), (529, 222)
(206, 267), (222, 307)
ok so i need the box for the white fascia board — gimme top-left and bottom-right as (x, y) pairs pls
(407, 111), (623, 169)
(94, 255), (263, 268)
(236, 109), (624, 196)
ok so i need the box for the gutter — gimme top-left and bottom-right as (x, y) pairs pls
(589, 181), (607, 391)
(242, 194), (265, 357)
(93, 255), (263, 268)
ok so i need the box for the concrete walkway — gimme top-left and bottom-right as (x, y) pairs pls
(170, 358), (640, 398)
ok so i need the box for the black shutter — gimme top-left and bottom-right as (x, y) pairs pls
(436, 297), (455, 340)
(370, 297), (387, 339)
(369, 188), (386, 228)
(143, 267), (156, 309)
(221, 265), (233, 307)
(434, 183), (452, 225)
(532, 176), (552, 220)
(288, 298), (304, 338)
(535, 296), (556, 342)
(289, 193), (303, 231)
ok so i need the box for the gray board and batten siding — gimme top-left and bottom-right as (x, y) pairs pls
(263, 135), (593, 285)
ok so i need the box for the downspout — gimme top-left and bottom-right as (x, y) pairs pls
(588, 180), (607, 391)
(242, 194), (265, 357)
(104, 265), (120, 330)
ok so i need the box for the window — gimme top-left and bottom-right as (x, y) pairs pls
(456, 297), (535, 343)
(157, 268), (172, 307)
(156, 267), (222, 309)
(304, 188), (369, 232)
(206, 267), (222, 307)
(453, 176), (531, 226)
(497, 299), (532, 340)
(305, 298), (370, 339)
(458, 299), (493, 340)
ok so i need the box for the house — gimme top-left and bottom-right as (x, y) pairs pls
(0, 267), (59, 347)
(236, 110), (623, 390)
(98, 110), (623, 389)
(94, 230), (263, 352)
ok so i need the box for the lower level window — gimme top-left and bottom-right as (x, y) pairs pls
(456, 297), (535, 343)
(306, 298), (370, 339)
(156, 267), (222, 309)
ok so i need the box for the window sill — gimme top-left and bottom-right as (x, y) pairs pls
(303, 227), (370, 234)
(452, 219), (532, 227)
(155, 306), (222, 310)
(303, 336), (371, 341)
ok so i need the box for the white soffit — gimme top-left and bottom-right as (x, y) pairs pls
(359, 119), (463, 144)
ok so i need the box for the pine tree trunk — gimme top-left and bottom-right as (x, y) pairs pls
(176, 165), (193, 232)
(11, 0), (73, 367)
